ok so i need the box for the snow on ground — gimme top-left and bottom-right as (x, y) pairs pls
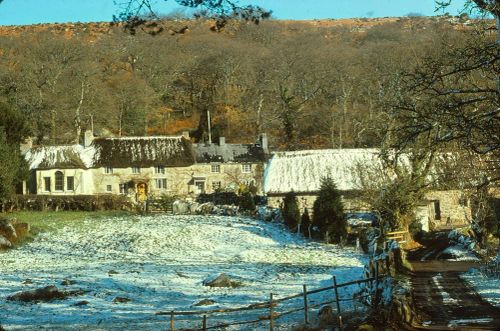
(440, 245), (480, 261)
(462, 268), (500, 308)
(0, 215), (367, 330)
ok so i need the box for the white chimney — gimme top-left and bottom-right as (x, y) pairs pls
(259, 133), (268, 153)
(219, 136), (225, 146)
(84, 130), (94, 147)
(19, 137), (33, 155)
(182, 131), (190, 139)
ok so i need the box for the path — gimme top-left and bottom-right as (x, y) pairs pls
(404, 232), (500, 330)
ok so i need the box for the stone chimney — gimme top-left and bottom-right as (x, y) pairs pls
(219, 136), (225, 146)
(84, 130), (94, 147)
(182, 131), (190, 139)
(259, 133), (268, 153)
(19, 137), (33, 155)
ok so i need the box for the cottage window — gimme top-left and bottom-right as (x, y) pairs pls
(104, 167), (113, 174)
(131, 167), (141, 174)
(66, 176), (75, 191)
(119, 183), (128, 194)
(211, 164), (221, 173)
(106, 185), (112, 192)
(433, 201), (441, 220)
(43, 177), (51, 192)
(241, 164), (252, 173)
(212, 181), (221, 191)
(155, 178), (167, 189)
(195, 180), (205, 193)
(55, 171), (64, 191)
(155, 166), (165, 174)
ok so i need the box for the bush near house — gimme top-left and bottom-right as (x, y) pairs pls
(282, 192), (300, 230)
(312, 176), (346, 243)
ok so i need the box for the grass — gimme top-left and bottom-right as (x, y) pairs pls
(1, 210), (133, 246)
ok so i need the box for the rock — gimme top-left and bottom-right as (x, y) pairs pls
(73, 300), (90, 306)
(113, 296), (131, 303)
(175, 271), (190, 278)
(173, 200), (190, 214)
(61, 279), (76, 286)
(189, 202), (199, 214)
(357, 324), (375, 331)
(0, 235), (12, 249)
(7, 285), (83, 302)
(0, 219), (17, 242)
(197, 202), (214, 215)
(193, 298), (216, 306)
(318, 305), (336, 327)
(203, 273), (243, 288)
(22, 279), (33, 285)
(108, 270), (119, 275)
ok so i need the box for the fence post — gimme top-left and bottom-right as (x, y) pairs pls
(303, 284), (309, 324)
(269, 293), (274, 331)
(170, 311), (174, 331)
(202, 315), (207, 331)
(333, 276), (343, 330)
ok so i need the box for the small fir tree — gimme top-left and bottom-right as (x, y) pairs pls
(239, 191), (256, 212)
(312, 176), (346, 243)
(282, 191), (300, 230)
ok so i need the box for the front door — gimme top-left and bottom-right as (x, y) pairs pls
(136, 182), (148, 202)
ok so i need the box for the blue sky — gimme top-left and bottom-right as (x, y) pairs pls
(0, 0), (468, 26)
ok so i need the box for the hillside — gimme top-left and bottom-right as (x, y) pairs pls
(0, 16), (482, 150)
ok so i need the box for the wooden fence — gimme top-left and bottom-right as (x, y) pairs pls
(386, 230), (408, 244)
(156, 273), (385, 331)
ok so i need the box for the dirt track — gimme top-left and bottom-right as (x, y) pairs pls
(405, 241), (500, 330)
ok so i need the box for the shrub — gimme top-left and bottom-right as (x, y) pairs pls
(312, 176), (346, 243)
(239, 192), (256, 212)
(282, 192), (300, 230)
(301, 208), (311, 237)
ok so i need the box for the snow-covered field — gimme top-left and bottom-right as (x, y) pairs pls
(0, 215), (367, 330)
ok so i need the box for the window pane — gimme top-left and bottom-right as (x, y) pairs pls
(55, 171), (64, 191)
(44, 177), (51, 192)
(67, 176), (74, 191)
(106, 185), (112, 192)
(211, 164), (220, 173)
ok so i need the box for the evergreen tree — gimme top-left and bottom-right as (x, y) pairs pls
(0, 129), (21, 200)
(312, 176), (346, 243)
(282, 191), (300, 230)
(239, 191), (256, 212)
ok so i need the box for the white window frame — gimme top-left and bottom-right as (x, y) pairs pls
(106, 184), (112, 192)
(131, 167), (141, 174)
(212, 181), (221, 191)
(155, 178), (167, 189)
(211, 164), (221, 173)
(66, 176), (75, 191)
(119, 183), (128, 194)
(241, 164), (252, 173)
(104, 167), (113, 174)
(43, 177), (51, 192)
(155, 166), (165, 174)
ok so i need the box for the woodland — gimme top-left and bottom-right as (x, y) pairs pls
(0, 15), (482, 150)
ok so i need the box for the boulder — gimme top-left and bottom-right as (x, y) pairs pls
(193, 298), (216, 306)
(203, 273), (242, 288)
(61, 279), (76, 286)
(7, 285), (84, 302)
(189, 202), (199, 214)
(12, 222), (30, 240)
(173, 200), (190, 214)
(73, 300), (89, 306)
(0, 235), (12, 249)
(113, 296), (131, 303)
(0, 219), (17, 242)
(197, 202), (214, 215)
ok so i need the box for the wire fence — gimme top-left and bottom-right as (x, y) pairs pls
(156, 273), (385, 331)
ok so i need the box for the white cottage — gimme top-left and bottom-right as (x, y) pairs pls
(264, 149), (472, 226)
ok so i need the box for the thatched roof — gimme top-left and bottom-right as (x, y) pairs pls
(194, 143), (268, 163)
(91, 136), (195, 168)
(26, 136), (195, 170)
(25, 145), (89, 170)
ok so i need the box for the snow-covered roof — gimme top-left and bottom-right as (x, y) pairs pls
(25, 145), (93, 170)
(26, 136), (195, 170)
(264, 149), (383, 194)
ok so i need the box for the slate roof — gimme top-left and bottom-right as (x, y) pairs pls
(194, 143), (268, 163)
